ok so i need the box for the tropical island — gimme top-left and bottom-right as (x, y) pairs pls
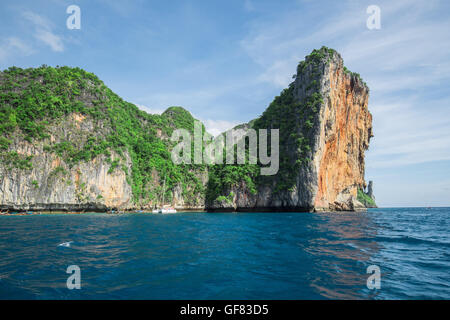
(0, 47), (376, 213)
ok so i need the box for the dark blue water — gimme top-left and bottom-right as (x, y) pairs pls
(0, 208), (449, 299)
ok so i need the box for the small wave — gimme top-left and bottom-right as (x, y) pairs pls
(370, 235), (450, 248)
(58, 241), (73, 247)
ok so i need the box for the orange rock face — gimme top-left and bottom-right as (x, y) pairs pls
(313, 58), (373, 210)
(208, 48), (374, 212)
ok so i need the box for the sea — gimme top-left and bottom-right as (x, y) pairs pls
(0, 207), (448, 299)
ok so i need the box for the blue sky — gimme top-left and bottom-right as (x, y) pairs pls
(1, 0), (449, 207)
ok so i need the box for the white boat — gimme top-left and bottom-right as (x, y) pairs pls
(152, 207), (177, 214)
(161, 207), (177, 214)
(152, 175), (177, 214)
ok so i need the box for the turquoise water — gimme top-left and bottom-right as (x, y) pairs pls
(0, 208), (449, 299)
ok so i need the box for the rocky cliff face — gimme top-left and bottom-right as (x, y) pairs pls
(0, 67), (207, 212)
(0, 47), (373, 212)
(207, 47), (373, 212)
(310, 50), (373, 211)
(0, 112), (208, 211)
(0, 111), (208, 212)
(0, 114), (133, 211)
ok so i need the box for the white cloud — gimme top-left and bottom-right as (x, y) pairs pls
(6, 37), (33, 54)
(135, 104), (165, 115)
(257, 58), (297, 87)
(200, 119), (240, 137)
(134, 80), (262, 124)
(23, 11), (64, 52)
(34, 30), (64, 52)
(240, 0), (450, 169)
(137, 90), (219, 111)
(22, 11), (52, 30)
(241, 0), (449, 90)
(367, 97), (450, 168)
(135, 103), (239, 137)
(0, 37), (34, 63)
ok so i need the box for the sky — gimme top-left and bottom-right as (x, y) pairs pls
(0, 0), (449, 207)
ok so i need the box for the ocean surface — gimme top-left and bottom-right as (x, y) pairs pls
(0, 208), (449, 300)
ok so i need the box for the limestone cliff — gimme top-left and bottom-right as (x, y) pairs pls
(310, 49), (373, 211)
(0, 67), (207, 212)
(0, 114), (131, 211)
(207, 47), (374, 212)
